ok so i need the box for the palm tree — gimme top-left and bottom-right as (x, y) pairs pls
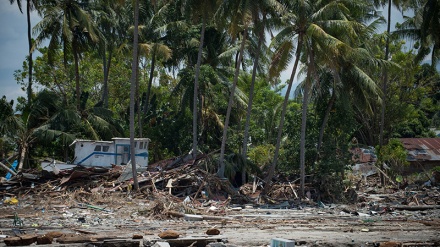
(373, 0), (408, 184)
(180, 0), (221, 159)
(396, 0), (440, 68)
(9, 0), (38, 105)
(34, 0), (102, 111)
(141, 43), (172, 118)
(93, 0), (129, 108)
(0, 92), (76, 171)
(240, 1), (283, 183)
(129, 0), (140, 190)
(216, 0), (273, 178)
(313, 11), (385, 159)
(138, 2), (172, 137)
(263, 0), (374, 197)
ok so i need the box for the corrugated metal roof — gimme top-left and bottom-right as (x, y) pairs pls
(399, 138), (440, 161)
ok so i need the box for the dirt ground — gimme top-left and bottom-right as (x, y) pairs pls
(1, 161), (439, 246)
(1, 192), (439, 247)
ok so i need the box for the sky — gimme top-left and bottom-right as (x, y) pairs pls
(0, 2), (407, 107)
(0, 1), (42, 104)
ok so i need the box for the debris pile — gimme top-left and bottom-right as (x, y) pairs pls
(1, 156), (440, 246)
(1, 155), (249, 205)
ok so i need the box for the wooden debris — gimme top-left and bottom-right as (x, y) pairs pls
(56, 234), (121, 244)
(4, 234), (38, 246)
(36, 235), (53, 245)
(4, 237), (23, 246)
(73, 228), (97, 235)
(45, 231), (64, 239)
(57, 235), (99, 244)
(206, 228), (220, 235)
(132, 234), (143, 239)
(393, 205), (440, 211)
(158, 230), (180, 239)
(379, 242), (401, 247)
(163, 235), (224, 247)
(100, 239), (141, 247)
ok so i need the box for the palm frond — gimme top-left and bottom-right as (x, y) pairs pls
(269, 40), (294, 81)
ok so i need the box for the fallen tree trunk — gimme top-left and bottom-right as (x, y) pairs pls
(0, 161), (17, 176)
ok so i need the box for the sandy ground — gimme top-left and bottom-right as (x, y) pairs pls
(1, 197), (439, 247)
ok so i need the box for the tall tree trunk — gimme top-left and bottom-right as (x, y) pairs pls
(130, 0), (140, 190)
(299, 71), (312, 198)
(299, 45), (319, 198)
(73, 40), (81, 111)
(26, 0), (33, 104)
(316, 86), (336, 158)
(241, 22), (263, 183)
(17, 141), (28, 171)
(379, 0), (392, 185)
(192, 18), (206, 159)
(102, 47), (112, 108)
(261, 34), (304, 196)
(143, 48), (156, 116)
(136, 55), (141, 137)
(218, 29), (248, 178)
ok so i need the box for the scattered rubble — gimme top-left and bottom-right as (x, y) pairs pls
(1, 155), (439, 246)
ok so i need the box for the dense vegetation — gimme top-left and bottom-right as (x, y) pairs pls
(1, 0), (439, 198)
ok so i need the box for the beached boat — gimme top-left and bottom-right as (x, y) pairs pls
(41, 137), (150, 172)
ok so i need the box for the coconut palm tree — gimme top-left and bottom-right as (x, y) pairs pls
(240, 1), (283, 183)
(138, 2), (172, 137)
(129, 0), (140, 190)
(263, 0), (376, 197)
(313, 11), (385, 159)
(93, 0), (130, 108)
(216, 0), (281, 178)
(181, 0), (221, 159)
(373, 0), (409, 184)
(156, 0), (222, 157)
(33, 0), (102, 111)
(396, 0), (440, 68)
(0, 91), (76, 171)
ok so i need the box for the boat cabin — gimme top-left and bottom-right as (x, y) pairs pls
(71, 138), (150, 167)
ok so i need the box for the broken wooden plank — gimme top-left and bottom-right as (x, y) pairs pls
(100, 239), (141, 247)
(56, 234), (122, 244)
(393, 205), (440, 211)
(73, 228), (97, 235)
(154, 235), (224, 247)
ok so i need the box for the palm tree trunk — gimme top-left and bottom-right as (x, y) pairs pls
(241, 23), (263, 183)
(379, 0), (392, 185)
(136, 56), (142, 137)
(299, 74), (311, 198)
(218, 29), (248, 178)
(17, 142), (28, 171)
(73, 39), (81, 111)
(143, 48), (156, 116)
(102, 47), (112, 108)
(261, 34), (304, 196)
(26, 0), (33, 105)
(299, 45), (318, 198)
(130, 0), (140, 191)
(192, 18), (206, 159)
(316, 88), (336, 158)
